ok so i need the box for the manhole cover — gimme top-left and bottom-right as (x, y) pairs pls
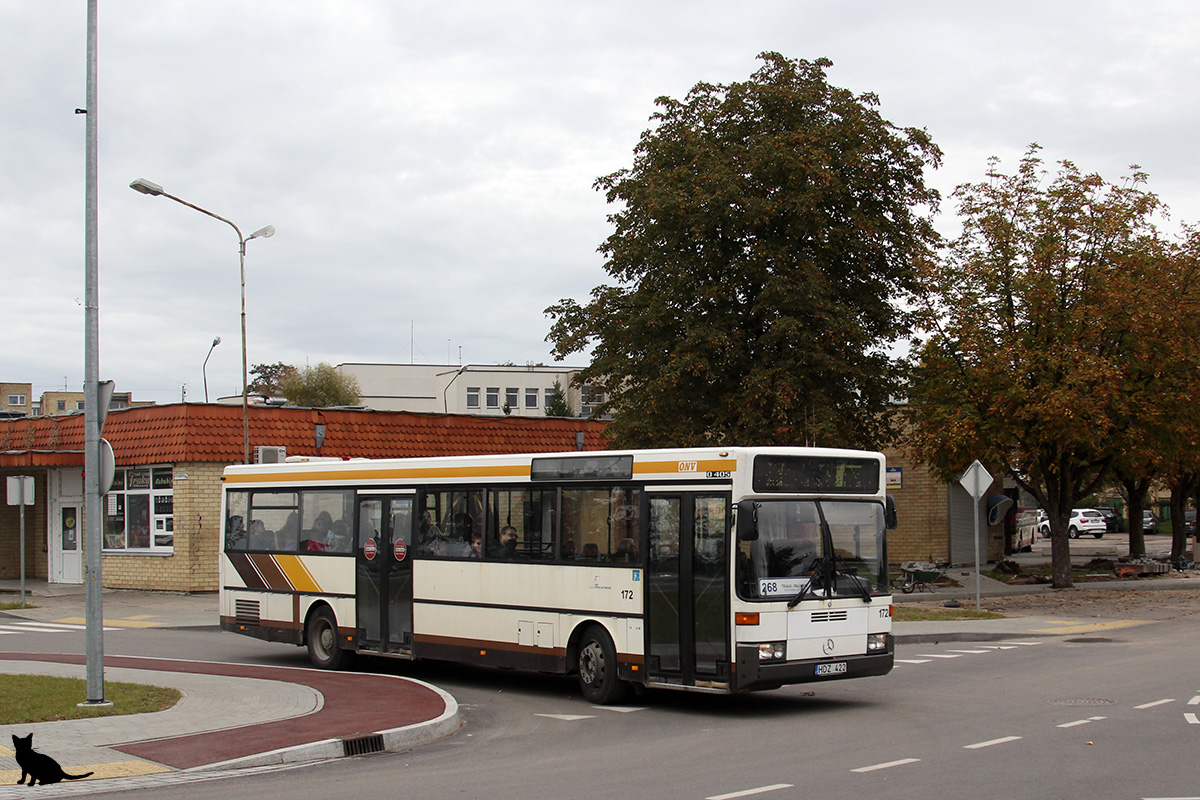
(1048, 698), (1115, 707)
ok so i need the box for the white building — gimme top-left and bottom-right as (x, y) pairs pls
(336, 363), (607, 418)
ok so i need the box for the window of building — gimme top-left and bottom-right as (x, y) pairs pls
(505, 388), (519, 409)
(580, 385), (605, 416)
(56, 400), (67, 412)
(104, 466), (174, 552)
(525, 388), (539, 409)
(110, 400), (127, 410)
(76, 401), (86, 410)
(486, 388), (500, 409)
(7, 394), (26, 407)
(466, 387), (480, 409)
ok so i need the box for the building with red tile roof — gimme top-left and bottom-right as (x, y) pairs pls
(0, 404), (608, 591)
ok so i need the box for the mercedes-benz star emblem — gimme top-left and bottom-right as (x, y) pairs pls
(822, 639), (835, 655)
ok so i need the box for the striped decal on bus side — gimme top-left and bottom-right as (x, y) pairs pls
(225, 553), (325, 594)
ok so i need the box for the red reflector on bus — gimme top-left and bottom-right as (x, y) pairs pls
(735, 612), (760, 626)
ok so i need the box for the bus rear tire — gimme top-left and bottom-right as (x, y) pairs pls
(307, 606), (351, 670)
(576, 625), (627, 705)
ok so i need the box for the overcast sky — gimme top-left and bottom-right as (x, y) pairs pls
(3, 1), (1198, 405)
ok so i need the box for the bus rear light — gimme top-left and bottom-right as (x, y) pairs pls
(888, 604), (894, 617)
(735, 612), (760, 626)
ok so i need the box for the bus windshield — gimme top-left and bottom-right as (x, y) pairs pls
(737, 499), (888, 600)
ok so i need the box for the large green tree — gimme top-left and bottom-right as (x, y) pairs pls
(280, 363), (361, 408)
(546, 53), (941, 448)
(908, 146), (1173, 588)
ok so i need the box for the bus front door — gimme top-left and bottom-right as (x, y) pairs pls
(356, 494), (414, 655)
(644, 492), (731, 688)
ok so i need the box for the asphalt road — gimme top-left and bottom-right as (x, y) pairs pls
(10, 599), (1197, 800)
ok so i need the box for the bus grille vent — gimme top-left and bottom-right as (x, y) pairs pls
(234, 599), (260, 625)
(811, 610), (848, 623)
(343, 734), (385, 757)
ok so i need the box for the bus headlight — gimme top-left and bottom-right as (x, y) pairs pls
(758, 642), (786, 661)
(867, 633), (888, 652)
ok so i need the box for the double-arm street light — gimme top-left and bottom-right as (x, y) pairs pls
(129, 178), (273, 463)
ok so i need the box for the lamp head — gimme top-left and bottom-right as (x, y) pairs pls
(212, 336), (222, 347)
(248, 225), (275, 240)
(130, 178), (164, 196)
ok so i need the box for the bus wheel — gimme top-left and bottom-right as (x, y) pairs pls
(306, 606), (350, 670)
(576, 625), (627, 705)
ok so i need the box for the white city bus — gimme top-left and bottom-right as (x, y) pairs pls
(220, 447), (896, 703)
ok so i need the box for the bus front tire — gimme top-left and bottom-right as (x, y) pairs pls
(576, 625), (627, 705)
(306, 606), (350, 670)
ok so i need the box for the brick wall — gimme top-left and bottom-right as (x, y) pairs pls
(882, 451), (951, 563)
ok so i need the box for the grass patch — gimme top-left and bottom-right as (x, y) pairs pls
(0, 674), (180, 725)
(893, 606), (1007, 621)
(0, 602), (37, 611)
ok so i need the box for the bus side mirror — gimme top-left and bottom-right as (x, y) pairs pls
(736, 500), (759, 541)
(885, 495), (898, 530)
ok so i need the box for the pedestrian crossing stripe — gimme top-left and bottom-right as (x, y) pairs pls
(0, 622), (118, 634)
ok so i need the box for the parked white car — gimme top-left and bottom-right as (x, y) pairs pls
(1036, 508), (1106, 539)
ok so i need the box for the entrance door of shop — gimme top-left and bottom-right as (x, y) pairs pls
(49, 469), (83, 584)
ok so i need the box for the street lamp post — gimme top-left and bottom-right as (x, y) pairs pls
(129, 179), (273, 462)
(202, 336), (222, 403)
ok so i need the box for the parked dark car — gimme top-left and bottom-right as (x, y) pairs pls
(1092, 507), (1119, 533)
(1186, 509), (1196, 536)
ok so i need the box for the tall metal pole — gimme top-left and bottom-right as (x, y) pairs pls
(239, 240), (249, 463)
(81, 0), (109, 707)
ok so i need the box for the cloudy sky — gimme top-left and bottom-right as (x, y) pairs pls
(3, 1), (1198, 405)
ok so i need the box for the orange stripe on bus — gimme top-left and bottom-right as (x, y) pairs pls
(273, 555), (322, 593)
(632, 460), (736, 475)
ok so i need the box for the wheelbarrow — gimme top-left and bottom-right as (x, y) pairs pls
(898, 561), (950, 594)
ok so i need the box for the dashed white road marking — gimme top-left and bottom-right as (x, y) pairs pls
(946, 649), (989, 654)
(915, 653), (963, 659)
(705, 783), (794, 800)
(999, 640), (1042, 646)
(851, 758), (920, 773)
(1188, 696), (1200, 706)
(535, 713), (594, 721)
(1135, 699), (1175, 709)
(1183, 713), (1199, 725)
(1057, 716), (1106, 728)
(964, 736), (1022, 749)
(895, 659), (931, 664)
(592, 706), (647, 713)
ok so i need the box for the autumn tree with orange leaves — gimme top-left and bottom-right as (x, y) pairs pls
(908, 146), (1200, 589)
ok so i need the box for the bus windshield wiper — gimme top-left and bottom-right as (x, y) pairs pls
(786, 557), (825, 609)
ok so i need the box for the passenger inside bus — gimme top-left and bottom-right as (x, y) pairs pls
(249, 519), (274, 550)
(489, 525), (518, 559)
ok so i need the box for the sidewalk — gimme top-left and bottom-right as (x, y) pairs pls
(0, 581), (460, 794)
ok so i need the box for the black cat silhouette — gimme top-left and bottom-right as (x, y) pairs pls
(11, 733), (94, 786)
